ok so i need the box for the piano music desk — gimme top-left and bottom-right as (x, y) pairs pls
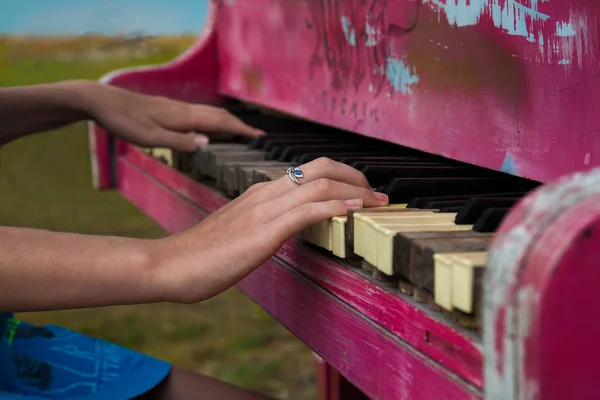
(88, 1), (600, 399)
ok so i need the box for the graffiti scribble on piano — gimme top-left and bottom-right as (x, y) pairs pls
(306, 0), (420, 98)
(319, 90), (383, 129)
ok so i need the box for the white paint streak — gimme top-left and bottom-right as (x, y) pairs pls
(556, 21), (576, 37)
(424, 0), (597, 68)
(341, 16), (356, 46)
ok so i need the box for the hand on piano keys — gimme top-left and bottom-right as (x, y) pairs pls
(158, 155), (389, 303)
(158, 108), (539, 332)
(82, 81), (265, 153)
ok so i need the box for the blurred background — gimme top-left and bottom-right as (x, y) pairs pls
(0, 1), (315, 398)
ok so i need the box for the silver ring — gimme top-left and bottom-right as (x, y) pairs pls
(286, 167), (304, 185)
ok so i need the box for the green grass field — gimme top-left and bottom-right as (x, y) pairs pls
(0, 36), (315, 399)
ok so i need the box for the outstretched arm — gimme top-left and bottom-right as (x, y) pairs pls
(0, 81), (89, 146)
(0, 80), (264, 149)
(0, 226), (163, 312)
(0, 159), (388, 312)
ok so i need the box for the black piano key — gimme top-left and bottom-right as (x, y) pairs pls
(473, 208), (511, 232)
(354, 160), (447, 169)
(361, 165), (500, 187)
(249, 133), (335, 149)
(455, 197), (521, 224)
(295, 152), (395, 164)
(270, 144), (370, 161)
(438, 207), (463, 213)
(262, 138), (338, 151)
(421, 200), (468, 209)
(339, 156), (426, 164)
(383, 177), (535, 203)
(406, 191), (530, 208)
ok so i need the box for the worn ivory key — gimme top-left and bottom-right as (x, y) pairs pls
(357, 212), (459, 269)
(433, 251), (488, 312)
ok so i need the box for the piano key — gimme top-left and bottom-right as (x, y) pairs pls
(384, 178), (537, 203)
(150, 148), (173, 166)
(406, 192), (529, 208)
(277, 144), (386, 162)
(433, 253), (455, 311)
(374, 223), (475, 276)
(391, 230), (492, 281)
(357, 212), (460, 267)
(454, 197), (520, 224)
(345, 205), (410, 247)
(407, 237), (491, 292)
(472, 207), (511, 232)
(450, 252), (488, 314)
(295, 152), (395, 164)
(331, 216), (349, 258)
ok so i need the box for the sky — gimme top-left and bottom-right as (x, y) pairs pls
(0, 0), (209, 35)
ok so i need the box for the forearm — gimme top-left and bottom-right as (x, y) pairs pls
(0, 80), (96, 146)
(0, 226), (166, 312)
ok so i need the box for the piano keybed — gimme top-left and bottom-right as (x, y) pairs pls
(145, 106), (540, 334)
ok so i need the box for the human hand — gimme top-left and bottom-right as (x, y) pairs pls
(152, 157), (389, 304)
(82, 81), (264, 151)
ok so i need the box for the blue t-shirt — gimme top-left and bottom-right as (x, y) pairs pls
(0, 313), (171, 399)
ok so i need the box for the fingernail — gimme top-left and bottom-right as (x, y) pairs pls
(344, 199), (363, 208)
(193, 134), (209, 146)
(373, 192), (389, 203)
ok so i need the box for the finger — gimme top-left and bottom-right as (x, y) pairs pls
(244, 157), (373, 205)
(265, 199), (365, 244)
(146, 130), (209, 152)
(191, 107), (266, 138)
(258, 178), (388, 222)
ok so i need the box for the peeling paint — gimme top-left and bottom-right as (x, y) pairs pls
(341, 16), (356, 46)
(424, 0), (549, 39)
(365, 22), (381, 47)
(423, 0), (596, 67)
(385, 57), (420, 95)
(500, 153), (519, 175)
(556, 22), (576, 37)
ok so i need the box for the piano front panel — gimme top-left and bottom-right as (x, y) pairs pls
(215, 0), (600, 183)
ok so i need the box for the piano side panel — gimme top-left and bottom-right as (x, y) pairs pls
(116, 153), (482, 400)
(520, 196), (600, 400)
(216, 0), (600, 183)
(123, 145), (484, 388)
(484, 166), (600, 399)
(89, 2), (221, 189)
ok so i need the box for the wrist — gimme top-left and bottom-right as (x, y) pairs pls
(150, 236), (216, 305)
(54, 80), (102, 119)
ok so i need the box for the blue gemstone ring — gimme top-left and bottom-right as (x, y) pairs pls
(286, 167), (304, 185)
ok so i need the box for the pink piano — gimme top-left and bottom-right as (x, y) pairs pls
(88, 1), (600, 399)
